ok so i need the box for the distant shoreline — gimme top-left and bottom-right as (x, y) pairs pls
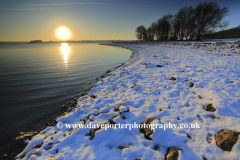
(1, 38), (240, 44)
(0, 40), (136, 44)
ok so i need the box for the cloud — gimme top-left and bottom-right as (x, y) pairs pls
(0, 8), (48, 10)
(0, 1), (104, 11)
(26, 2), (104, 7)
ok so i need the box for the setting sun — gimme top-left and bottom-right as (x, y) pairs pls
(56, 27), (70, 39)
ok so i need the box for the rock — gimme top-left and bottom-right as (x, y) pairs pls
(117, 146), (129, 149)
(90, 94), (97, 99)
(48, 141), (54, 145)
(106, 70), (111, 73)
(189, 82), (194, 88)
(87, 82), (91, 84)
(204, 104), (216, 112)
(140, 118), (158, 140)
(71, 102), (76, 107)
(61, 105), (68, 110)
(15, 132), (35, 142)
(165, 146), (180, 160)
(206, 115), (220, 120)
(87, 113), (98, 120)
(108, 115), (119, 124)
(86, 123), (110, 140)
(95, 77), (98, 80)
(134, 158), (141, 160)
(187, 134), (192, 140)
(89, 126), (102, 141)
(114, 104), (129, 113)
(215, 130), (240, 151)
(131, 84), (137, 88)
(79, 92), (85, 96)
(80, 119), (87, 125)
(18, 143), (43, 158)
(156, 65), (163, 67)
(170, 77), (177, 81)
(198, 95), (204, 99)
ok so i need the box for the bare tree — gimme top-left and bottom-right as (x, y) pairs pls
(184, 6), (195, 40)
(136, 25), (147, 41)
(156, 19), (163, 41)
(194, 2), (229, 41)
(172, 19), (180, 40)
(147, 26), (154, 41)
(174, 7), (188, 40)
(147, 22), (157, 41)
(135, 2), (229, 41)
(162, 14), (173, 41)
(156, 14), (173, 41)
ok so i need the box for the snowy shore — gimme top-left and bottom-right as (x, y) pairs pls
(17, 41), (240, 160)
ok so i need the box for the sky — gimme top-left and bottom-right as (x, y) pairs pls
(0, 0), (239, 41)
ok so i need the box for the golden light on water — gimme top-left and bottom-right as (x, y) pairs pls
(61, 43), (70, 68)
(57, 27), (70, 39)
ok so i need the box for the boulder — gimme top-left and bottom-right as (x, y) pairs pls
(215, 130), (240, 151)
(189, 82), (194, 88)
(140, 118), (158, 140)
(117, 146), (129, 149)
(114, 104), (129, 113)
(165, 146), (180, 160)
(90, 94), (97, 99)
(89, 126), (101, 141)
(204, 104), (216, 112)
(170, 77), (177, 81)
(108, 115), (119, 124)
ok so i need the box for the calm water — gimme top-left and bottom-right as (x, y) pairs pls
(0, 42), (131, 156)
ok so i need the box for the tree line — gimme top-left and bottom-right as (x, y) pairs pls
(136, 2), (229, 41)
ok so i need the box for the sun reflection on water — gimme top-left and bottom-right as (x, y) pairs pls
(60, 43), (70, 69)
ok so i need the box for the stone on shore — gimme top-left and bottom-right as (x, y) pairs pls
(204, 104), (216, 112)
(215, 130), (240, 151)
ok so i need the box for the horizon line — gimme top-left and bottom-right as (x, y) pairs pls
(0, 40), (136, 42)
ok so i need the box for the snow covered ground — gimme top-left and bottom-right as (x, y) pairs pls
(202, 38), (240, 42)
(17, 41), (240, 160)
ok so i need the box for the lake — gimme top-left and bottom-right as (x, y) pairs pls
(0, 42), (132, 156)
